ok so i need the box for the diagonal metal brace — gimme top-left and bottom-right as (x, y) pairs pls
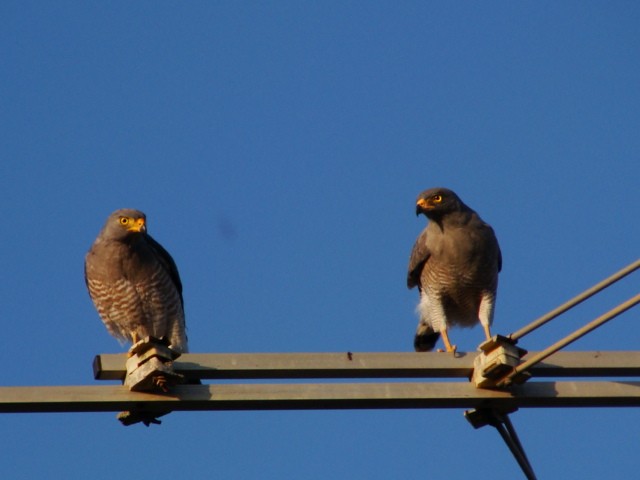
(465, 407), (537, 480)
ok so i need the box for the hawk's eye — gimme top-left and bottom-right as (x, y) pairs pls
(432, 195), (443, 203)
(119, 217), (129, 225)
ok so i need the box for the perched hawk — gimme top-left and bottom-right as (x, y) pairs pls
(407, 188), (501, 353)
(85, 209), (189, 353)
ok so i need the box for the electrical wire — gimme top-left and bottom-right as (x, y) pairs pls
(509, 258), (640, 342)
(499, 293), (640, 387)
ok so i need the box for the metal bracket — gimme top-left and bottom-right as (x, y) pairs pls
(118, 336), (184, 427)
(471, 335), (529, 388)
(124, 336), (184, 392)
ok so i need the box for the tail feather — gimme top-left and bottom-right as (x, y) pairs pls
(414, 325), (440, 352)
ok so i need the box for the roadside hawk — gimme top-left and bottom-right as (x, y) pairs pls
(85, 209), (189, 353)
(407, 188), (501, 353)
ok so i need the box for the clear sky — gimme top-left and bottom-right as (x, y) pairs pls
(1, 2), (639, 479)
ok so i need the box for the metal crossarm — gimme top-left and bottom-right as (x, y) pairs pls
(6, 348), (640, 480)
(93, 351), (640, 381)
(3, 381), (640, 413)
(6, 349), (640, 414)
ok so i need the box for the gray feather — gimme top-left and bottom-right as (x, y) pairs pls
(84, 209), (189, 353)
(407, 188), (501, 351)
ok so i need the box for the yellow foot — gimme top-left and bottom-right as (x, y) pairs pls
(483, 324), (492, 342)
(436, 345), (457, 354)
(127, 333), (144, 357)
(439, 329), (457, 354)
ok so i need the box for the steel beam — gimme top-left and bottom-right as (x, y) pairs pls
(93, 351), (640, 381)
(2, 381), (640, 414)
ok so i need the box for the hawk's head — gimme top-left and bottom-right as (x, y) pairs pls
(415, 188), (465, 219)
(101, 209), (147, 240)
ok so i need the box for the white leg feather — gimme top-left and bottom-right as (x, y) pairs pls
(478, 291), (496, 340)
(418, 290), (447, 333)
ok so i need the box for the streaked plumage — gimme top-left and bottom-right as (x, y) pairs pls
(407, 188), (501, 352)
(85, 209), (189, 353)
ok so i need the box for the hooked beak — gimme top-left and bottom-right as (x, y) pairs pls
(129, 218), (146, 233)
(416, 198), (429, 216)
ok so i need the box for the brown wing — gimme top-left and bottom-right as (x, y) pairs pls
(146, 233), (184, 308)
(488, 224), (502, 273)
(407, 229), (430, 289)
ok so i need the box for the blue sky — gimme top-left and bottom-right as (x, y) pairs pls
(1, 1), (639, 479)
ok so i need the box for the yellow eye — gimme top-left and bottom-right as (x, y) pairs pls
(432, 195), (443, 203)
(119, 217), (129, 225)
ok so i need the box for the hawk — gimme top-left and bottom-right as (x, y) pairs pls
(407, 188), (501, 353)
(85, 209), (189, 353)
